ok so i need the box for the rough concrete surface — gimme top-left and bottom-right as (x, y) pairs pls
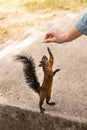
(0, 104), (87, 130)
(0, 9), (87, 129)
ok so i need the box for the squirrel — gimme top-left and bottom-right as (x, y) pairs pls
(15, 47), (60, 113)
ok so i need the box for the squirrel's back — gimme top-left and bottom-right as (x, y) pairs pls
(15, 54), (40, 94)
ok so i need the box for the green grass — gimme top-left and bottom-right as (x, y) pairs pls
(0, 0), (87, 12)
(0, 0), (13, 6)
(22, 0), (87, 12)
(0, 27), (6, 35)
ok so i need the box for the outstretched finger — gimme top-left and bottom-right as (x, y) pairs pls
(44, 37), (55, 43)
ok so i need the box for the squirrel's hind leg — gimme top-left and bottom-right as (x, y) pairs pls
(46, 92), (56, 105)
(40, 105), (45, 113)
(39, 92), (46, 113)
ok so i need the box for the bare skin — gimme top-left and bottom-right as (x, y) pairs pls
(44, 27), (82, 44)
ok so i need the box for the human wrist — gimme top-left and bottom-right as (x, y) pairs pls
(59, 33), (68, 43)
(61, 32), (76, 43)
(63, 27), (82, 43)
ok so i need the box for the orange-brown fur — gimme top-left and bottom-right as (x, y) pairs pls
(39, 47), (60, 113)
(15, 47), (60, 113)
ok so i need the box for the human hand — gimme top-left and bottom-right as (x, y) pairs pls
(44, 30), (65, 43)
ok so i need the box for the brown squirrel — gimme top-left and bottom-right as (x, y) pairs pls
(15, 47), (60, 113)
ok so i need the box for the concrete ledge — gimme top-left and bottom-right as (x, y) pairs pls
(0, 104), (87, 130)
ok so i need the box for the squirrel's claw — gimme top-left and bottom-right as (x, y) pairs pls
(47, 47), (51, 54)
(40, 106), (45, 113)
(46, 101), (56, 105)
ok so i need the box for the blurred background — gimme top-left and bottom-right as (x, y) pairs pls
(0, 0), (87, 44)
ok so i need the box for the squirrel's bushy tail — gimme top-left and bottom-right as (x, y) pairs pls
(15, 54), (40, 94)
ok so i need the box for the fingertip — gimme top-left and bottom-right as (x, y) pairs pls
(44, 40), (50, 43)
(43, 38), (53, 43)
(41, 39), (48, 43)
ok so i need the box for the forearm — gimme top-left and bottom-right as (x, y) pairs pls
(44, 25), (83, 43)
(60, 27), (82, 43)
